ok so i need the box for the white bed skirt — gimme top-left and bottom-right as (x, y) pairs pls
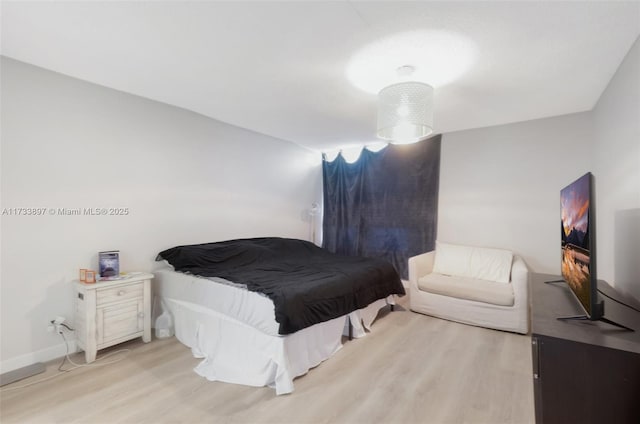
(161, 296), (391, 395)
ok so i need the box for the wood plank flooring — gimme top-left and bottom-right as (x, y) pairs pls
(1, 297), (534, 423)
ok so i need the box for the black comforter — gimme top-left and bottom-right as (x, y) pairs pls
(157, 237), (405, 335)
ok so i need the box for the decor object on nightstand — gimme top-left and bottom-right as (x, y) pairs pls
(98, 250), (120, 278)
(85, 270), (96, 284)
(74, 272), (153, 363)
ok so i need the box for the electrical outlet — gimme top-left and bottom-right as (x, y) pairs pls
(49, 316), (66, 334)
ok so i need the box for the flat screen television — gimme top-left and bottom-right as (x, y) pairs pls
(559, 172), (601, 318)
(554, 172), (632, 330)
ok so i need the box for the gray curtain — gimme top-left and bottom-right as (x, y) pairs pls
(322, 135), (441, 279)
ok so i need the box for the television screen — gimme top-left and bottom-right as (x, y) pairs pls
(560, 172), (594, 316)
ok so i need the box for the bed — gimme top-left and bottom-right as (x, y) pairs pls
(154, 237), (405, 394)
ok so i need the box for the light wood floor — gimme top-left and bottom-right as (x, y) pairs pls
(1, 297), (534, 424)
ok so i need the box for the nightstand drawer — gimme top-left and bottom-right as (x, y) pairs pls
(96, 282), (143, 306)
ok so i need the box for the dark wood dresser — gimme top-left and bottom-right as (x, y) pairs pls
(531, 273), (640, 424)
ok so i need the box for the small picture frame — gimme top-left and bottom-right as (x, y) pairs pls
(99, 251), (120, 278)
(79, 269), (87, 282)
(85, 270), (96, 284)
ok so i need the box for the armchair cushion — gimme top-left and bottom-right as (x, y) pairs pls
(418, 273), (515, 307)
(432, 241), (513, 283)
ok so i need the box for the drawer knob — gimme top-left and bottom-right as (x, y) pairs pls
(138, 312), (144, 318)
(117, 290), (125, 296)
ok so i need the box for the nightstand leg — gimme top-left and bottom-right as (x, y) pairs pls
(143, 279), (151, 342)
(85, 348), (96, 364)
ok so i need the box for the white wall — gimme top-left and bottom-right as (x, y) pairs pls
(0, 58), (322, 372)
(437, 38), (640, 301)
(593, 37), (640, 300)
(438, 112), (594, 273)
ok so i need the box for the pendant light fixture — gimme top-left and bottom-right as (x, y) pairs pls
(377, 65), (434, 145)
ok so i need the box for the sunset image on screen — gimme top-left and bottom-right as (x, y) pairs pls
(560, 173), (591, 312)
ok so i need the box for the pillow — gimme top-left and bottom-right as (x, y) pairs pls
(432, 241), (513, 283)
(433, 242), (475, 277)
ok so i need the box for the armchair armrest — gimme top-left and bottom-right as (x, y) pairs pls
(511, 255), (529, 309)
(408, 251), (435, 291)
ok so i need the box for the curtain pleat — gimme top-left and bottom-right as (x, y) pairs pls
(322, 135), (441, 279)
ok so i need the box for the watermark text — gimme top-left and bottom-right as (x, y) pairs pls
(2, 207), (130, 216)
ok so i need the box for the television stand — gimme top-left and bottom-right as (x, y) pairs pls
(543, 279), (634, 331)
(531, 273), (640, 424)
(556, 314), (634, 331)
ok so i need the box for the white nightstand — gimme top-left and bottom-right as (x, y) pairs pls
(74, 273), (153, 363)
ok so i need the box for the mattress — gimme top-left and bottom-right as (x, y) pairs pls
(154, 267), (393, 338)
(154, 268), (281, 335)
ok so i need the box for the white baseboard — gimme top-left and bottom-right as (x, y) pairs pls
(0, 340), (77, 374)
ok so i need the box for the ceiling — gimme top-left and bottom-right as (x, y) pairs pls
(2, 1), (639, 152)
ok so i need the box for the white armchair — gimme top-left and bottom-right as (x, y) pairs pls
(408, 243), (529, 334)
